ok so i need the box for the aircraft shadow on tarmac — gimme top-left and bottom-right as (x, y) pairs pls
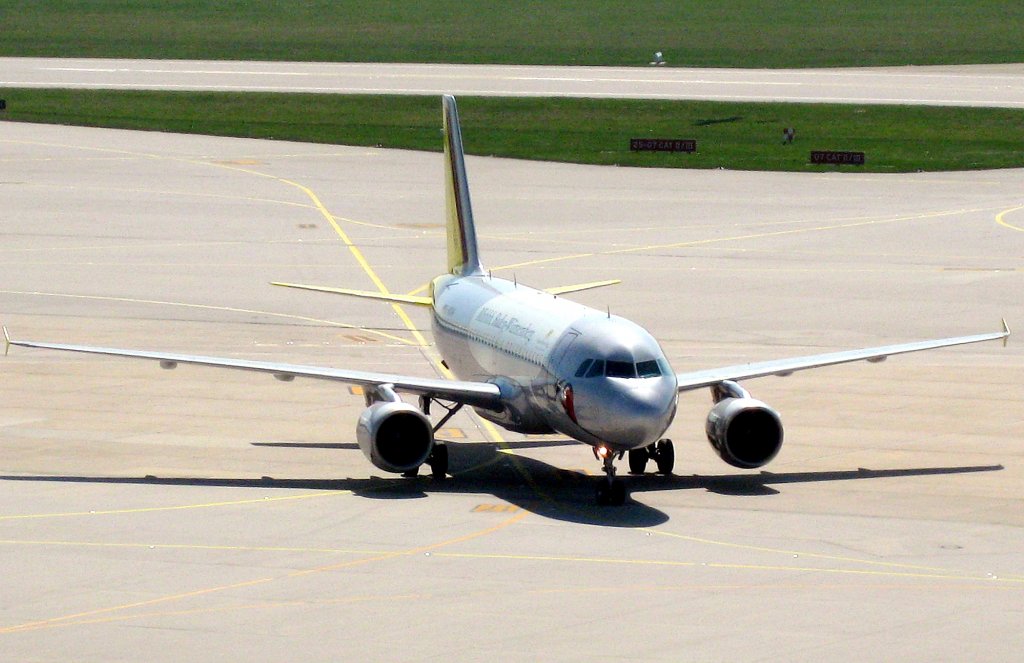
(0, 439), (1004, 528)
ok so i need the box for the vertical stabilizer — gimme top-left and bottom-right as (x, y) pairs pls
(443, 95), (484, 276)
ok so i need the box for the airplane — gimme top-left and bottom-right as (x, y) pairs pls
(3, 95), (1011, 506)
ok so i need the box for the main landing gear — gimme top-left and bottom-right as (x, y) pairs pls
(400, 396), (459, 479)
(627, 439), (675, 476)
(428, 442), (449, 479)
(400, 443), (448, 479)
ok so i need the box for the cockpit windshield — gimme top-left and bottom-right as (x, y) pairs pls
(606, 360), (635, 378)
(636, 360), (662, 378)
(574, 357), (665, 379)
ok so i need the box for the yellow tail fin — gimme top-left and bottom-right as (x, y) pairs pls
(443, 95), (484, 276)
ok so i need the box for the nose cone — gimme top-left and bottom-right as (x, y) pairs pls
(578, 376), (677, 450)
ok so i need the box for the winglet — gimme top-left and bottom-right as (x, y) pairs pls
(3, 325), (11, 357)
(1002, 318), (1011, 347)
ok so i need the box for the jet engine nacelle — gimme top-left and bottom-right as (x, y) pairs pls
(705, 397), (784, 469)
(356, 401), (434, 473)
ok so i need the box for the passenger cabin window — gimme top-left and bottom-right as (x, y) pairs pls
(574, 359), (593, 378)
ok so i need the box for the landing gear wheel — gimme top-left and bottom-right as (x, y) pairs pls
(628, 448), (649, 475)
(402, 466), (420, 478)
(428, 443), (449, 479)
(654, 439), (675, 475)
(595, 479), (626, 506)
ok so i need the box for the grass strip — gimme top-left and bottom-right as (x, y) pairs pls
(3, 89), (1024, 172)
(2, 1), (1023, 68)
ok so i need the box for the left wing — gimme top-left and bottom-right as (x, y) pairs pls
(3, 327), (502, 411)
(676, 320), (1009, 392)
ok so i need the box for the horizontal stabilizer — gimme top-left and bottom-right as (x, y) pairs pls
(544, 279), (622, 296)
(271, 282), (432, 307)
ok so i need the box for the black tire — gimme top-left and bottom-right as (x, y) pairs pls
(628, 448), (649, 475)
(655, 439), (675, 475)
(429, 443), (449, 479)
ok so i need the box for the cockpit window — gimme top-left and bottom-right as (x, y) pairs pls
(577, 358), (667, 378)
(606, 360), (636, 378)
(636, 360), (662, 378)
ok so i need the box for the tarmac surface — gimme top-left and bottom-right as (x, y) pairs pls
(5, 57), (1024, 106)
(2, 120), (1023, 661)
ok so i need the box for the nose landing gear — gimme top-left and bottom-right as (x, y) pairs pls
(593, 445), (627, 506)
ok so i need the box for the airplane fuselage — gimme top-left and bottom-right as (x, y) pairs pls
(431, 273), (679, 452)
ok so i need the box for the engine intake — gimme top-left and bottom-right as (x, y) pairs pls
(356, 401), (434, 473)
(705, 397), (783, 469)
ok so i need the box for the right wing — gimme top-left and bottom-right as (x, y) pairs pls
(675, 321), (1010, 392)
(3, 327), (502, 411)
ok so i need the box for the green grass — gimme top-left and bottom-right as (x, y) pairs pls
(2, 0), (1023, 68)
(5, 89), (1024, 172)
